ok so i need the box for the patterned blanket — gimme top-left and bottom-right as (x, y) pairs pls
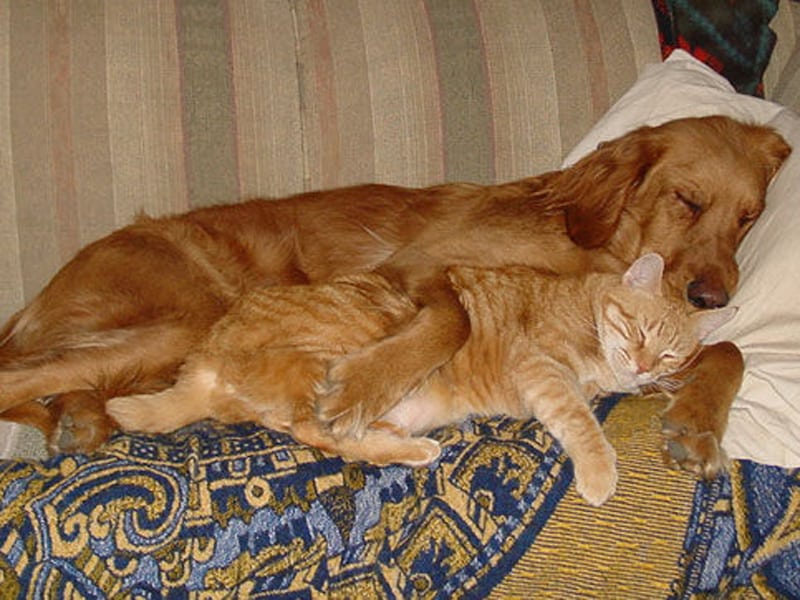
(0, 396), (797, 598)
(651, 0), (780, 96)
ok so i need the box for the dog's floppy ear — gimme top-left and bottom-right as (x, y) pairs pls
(747, 124), (791, 183)
(555, 126), (664, 248)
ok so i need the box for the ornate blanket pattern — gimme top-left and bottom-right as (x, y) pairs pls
(0, 398), (798, 598)
(674, 461), (800, 598)
(0, 412), (586, 598)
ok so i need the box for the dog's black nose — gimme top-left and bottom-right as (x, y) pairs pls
(688, 280), (729, 308)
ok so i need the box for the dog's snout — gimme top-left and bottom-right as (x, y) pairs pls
(687, 279), (730, 309)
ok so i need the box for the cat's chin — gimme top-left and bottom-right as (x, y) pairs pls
(609, 368), (647, 393)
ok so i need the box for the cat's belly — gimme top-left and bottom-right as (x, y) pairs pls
(381, 391), (456, 435)
(382, 402), (433, 435)
(381, 376), (504, 435)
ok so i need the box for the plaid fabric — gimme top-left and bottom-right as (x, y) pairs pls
(651, 0), (780, 96)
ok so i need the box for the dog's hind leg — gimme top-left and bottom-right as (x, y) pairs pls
(0, 321), (202, 453)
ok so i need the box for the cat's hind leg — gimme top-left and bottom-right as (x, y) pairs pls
(515, 363), (617, 506)
(106, 366), (217, 433)
(291, 417), (441, 467)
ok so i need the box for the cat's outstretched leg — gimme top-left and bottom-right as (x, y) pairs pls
(291, 414), (440, 468)
(107, 368), (216, 433)
(515, 364), (617, 506)
(661, 341), (742, 478)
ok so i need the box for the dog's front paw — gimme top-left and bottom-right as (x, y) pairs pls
(49, 393), (115, 454)
(659, 341), (738, 478)
(317, 389), (368, 439)
(661, 411), (728, 478)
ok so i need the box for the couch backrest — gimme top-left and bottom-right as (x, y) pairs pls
(1, 0), (799, 319)
(0, 2), (662, 310)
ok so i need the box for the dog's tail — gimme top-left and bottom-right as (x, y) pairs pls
(106, 367), (217, 434)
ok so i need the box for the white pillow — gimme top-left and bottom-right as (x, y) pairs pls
(563, 50), (800, 468)
(708, 108), (800, 468)
(563, 50), (784, 166)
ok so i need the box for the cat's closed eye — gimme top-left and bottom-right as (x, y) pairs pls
(658, 350), (677, 361)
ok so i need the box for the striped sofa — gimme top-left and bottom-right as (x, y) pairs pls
(2, 2), (800, 597)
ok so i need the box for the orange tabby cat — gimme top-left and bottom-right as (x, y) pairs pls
(107, 254), (734, 505)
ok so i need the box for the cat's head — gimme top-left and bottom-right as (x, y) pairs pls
(599, 253), (736, 391)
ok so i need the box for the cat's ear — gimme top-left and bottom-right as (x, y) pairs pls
(692, 306), (738, 342)
(622, 253), (664, 296)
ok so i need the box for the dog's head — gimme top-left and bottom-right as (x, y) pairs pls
(558, 115), (790, 308)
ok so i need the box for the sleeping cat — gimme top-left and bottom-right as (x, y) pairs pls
(107, 254), (734, 506)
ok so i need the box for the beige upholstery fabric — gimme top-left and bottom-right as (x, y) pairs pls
(0, 0), (799, 458)
(766, 0), (800, 97)
(0, 0), (661, 324)
(773, 3), (800, 110)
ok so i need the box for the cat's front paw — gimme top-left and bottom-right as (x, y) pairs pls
(573, 447), (617, 506)
(661, 414), (728, 478)
(316, 356), (386, 439)
(397, 437), (441, 468)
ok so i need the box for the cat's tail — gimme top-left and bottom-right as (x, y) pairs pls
(106, 368), (216, 434)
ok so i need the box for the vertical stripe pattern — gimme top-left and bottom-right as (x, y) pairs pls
(177, 0), (239, 207)
(428, 0), (495, 183)
(69, 0), (116, 248)
(105, 1), (187, 223)
(0, 0), (22, 320)
(0, 0), (673, 326)
(228, 0), (303, 199)
(9, 0), (800, 323)
(9, 0), (61, 300)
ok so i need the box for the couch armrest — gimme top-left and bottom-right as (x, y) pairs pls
(768, 0), (800, 111)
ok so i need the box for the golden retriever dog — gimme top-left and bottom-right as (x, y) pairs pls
(0, 116), (789, 477)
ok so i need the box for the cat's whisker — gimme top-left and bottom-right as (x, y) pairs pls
(654, 377), (685, 393)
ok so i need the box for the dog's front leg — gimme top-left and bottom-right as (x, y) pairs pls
(316, 269), (470, 439)
(661, 341), (743, 478)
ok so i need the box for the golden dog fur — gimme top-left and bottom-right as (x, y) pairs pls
(0, 115), (790, 474)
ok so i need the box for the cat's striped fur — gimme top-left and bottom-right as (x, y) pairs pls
(108, 254), (734, 505)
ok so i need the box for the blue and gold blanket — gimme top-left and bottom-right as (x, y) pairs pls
(1, 397), (797, 598)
